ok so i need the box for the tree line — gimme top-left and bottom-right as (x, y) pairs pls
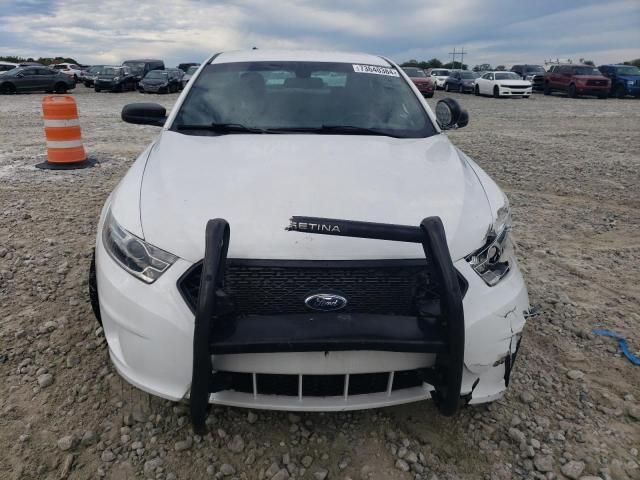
(0, 55), (80, 65)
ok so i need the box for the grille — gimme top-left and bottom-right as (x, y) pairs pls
(178, 259), (439, 316)
(219, 370), (424, 397)
(586, 80), (606, 86)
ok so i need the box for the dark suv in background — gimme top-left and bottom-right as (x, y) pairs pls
(544, 64), (610, 98)
(598, 64), (640, 98)
(122, 59), (164, 82)
(95, 66), (138, 92)
(511, 64), (546, 91)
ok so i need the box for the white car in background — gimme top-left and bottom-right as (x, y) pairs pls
(427, 68), (451, 89)
(0, 61), (18, 74)
(90, 49), (531, 433)
(52, 62), (83, 81)
(474, 71), (532, 98)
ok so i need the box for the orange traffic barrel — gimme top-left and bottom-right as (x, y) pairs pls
(36, 96), (95, 170)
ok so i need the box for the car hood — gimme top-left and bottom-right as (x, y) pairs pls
(139, 131), (493, 262)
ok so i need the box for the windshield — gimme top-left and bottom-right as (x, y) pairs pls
(572, 66), (601, 75)
(123, 62), (145, 73)
(89, 66), (103, 74)
(460, 71), (475, 79)
(402, 67), (426, 77)
(432, 70), (449, 76)
(52, 65), (66, 70)
(103, 67), (123, 75)
(615, 66), (640, 76)
(146, 71), (167, 79)
(186, 66), (198, 75)
(495, 72), (521, 80)
(174, 61), (435, 138)
(525, 66), (545, 73)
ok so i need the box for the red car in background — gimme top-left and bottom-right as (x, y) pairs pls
(543, 64), (610, 98)
(402, 67), (435, 97)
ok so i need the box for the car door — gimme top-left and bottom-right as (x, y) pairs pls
(37, 68), (57, 90)
(478, 73), (489, 94)
(16, 68), (40, 91)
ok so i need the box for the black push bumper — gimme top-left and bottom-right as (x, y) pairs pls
(189, 216), (465, 432)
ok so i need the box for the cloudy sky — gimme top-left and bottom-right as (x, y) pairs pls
(1, 0), (638, 67)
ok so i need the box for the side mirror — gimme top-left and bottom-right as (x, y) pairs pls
(435, 98), (469, 130)
(121, 103), (167, 127)
(16, 73), (24, 78)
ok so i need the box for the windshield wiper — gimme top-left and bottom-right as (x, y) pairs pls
(269, 125), (403, 138)
(176, 123), (268, 134)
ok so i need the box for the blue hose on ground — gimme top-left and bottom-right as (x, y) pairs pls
(592, 329), (640, 366)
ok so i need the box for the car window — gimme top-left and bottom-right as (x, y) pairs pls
(21, 68), (37, 76)
(460, 72), (475, 79)
(174, 61), (436, 139)
(572, 66), (601, 75)
(615, 66), (640, 76)
(495, 72), (520, 80)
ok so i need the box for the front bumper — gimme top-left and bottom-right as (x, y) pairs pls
(95, 80), (118, 91)
(97, 214), (530, 418)
(140, 84), (166, 93)
(498, 86), (532, 96)
(576, 85), (609, 95)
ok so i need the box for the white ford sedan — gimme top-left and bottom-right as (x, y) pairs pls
(90, 50), (532, 432)
(474, 71), (533, 98)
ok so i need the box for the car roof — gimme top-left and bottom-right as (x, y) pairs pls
(212, 50), (391, 67)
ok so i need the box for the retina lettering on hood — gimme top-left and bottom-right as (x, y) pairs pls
(287, 220), (341, 233)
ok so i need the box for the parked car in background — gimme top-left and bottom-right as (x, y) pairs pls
(177, 62), (200, 73)
(52, 63), (83, 81)
(401, 67), (434, 97)
(83, 65), (105, 87)
(139, 69), (183, 93)
(510, 64), (545, 91)
(94, 66), (138, 92)
(0, 61), (18, 74)
(122, 59), (165, 82)
(444, 70), (476, 93)
(181, 65), (199, 89)
(0, 66), (75, 94)
(427, 68), (450, 89)
(474, 71), (532, 98)
(598, 64), (640, 98)
(544, 64), (609, 98)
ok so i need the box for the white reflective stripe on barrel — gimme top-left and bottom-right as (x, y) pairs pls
(43, 118), (80, 127)
(46, 139), (84, 148)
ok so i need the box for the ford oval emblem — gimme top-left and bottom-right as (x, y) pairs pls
(304, 293), (348, 312)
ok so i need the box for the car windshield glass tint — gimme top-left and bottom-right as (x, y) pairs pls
(146, 71), (167, 79)
(460, 72), (475, 79)
(103, 67), (122, 75)
(123, 62), (145, 73)
(572, 67), (601, 75)
(89, 66), (103, 74)
(186, 66), (198, 75)
(174, 61), (436, 139)
(403, 68), (425, 77)
(525, 66), (545, 73)
(616, 66), (640, 76)
(495, 72), (520, 80)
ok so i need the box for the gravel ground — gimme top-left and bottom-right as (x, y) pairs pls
(0, 86), (639, 480)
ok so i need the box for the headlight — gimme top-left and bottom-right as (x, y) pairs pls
(102, 209), (178, 283)
(113, 76), (120, 82)
(628, 81), (634, 86)
(465, 201), (513, 286)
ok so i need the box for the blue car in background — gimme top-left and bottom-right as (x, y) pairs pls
(598, 64), (640, 98)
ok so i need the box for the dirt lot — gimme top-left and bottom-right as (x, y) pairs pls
(0, 86), (638, 480)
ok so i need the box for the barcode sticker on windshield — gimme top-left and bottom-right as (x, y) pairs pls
(352, 64), (399, 77)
